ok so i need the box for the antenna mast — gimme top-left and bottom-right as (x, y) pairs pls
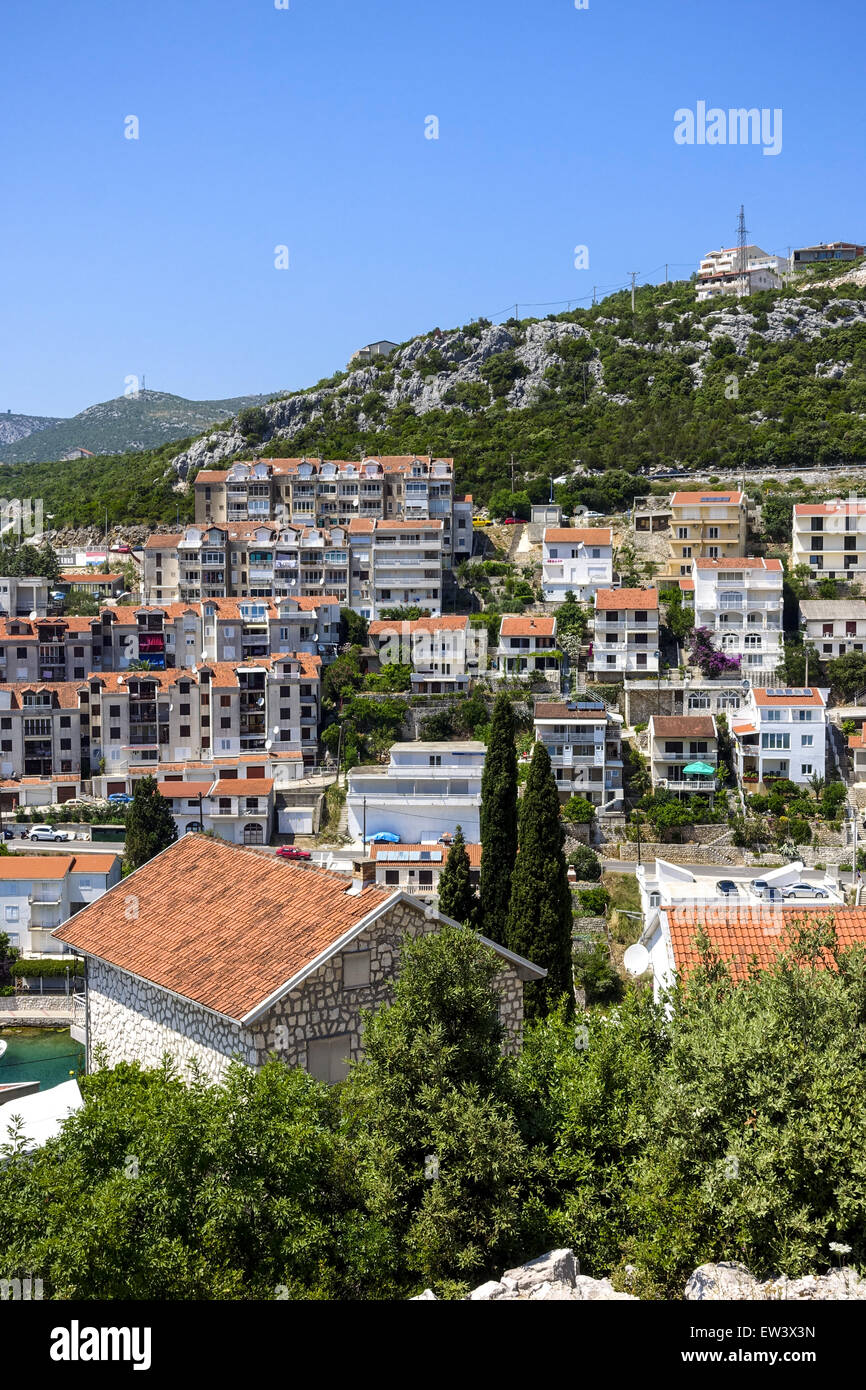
(736, 204), (750, 297)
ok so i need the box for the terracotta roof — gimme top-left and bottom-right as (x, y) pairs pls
(144, 534), (183, 550)
(544, 527), (612, 544)
(0, 856), (74, 879)
(211, 778), (274, 796)
(671, 491), (743, 505)
(70, 854), (120, 875)
(595, 587), (658, 611)
(196, 455), (451, 480)
(679, 579), (695, 592)
(85, 669), (200, 691)
(794, 502), (866, 517)
(500, 615), (557, 637)
(0, 682), (83, 709)
(753, 688), (826, 708)
(694, 557), (782, 572)
(368, 841), (482, 868)
(849, 734), (865, 750)
(651, 715), (716, 738)
(732, 721), (757, 736)
(347, 519), (375, 533)
(533, 701), (608, 720)
(53, 834), (397, 1022)
(156, 782), (210, 799)
(0, 775), (82, 786)
(60, 572), (123, 584)
(371, 519), (443, 531)
(368, 616), (468, 636)
(664, 906), (866, 982)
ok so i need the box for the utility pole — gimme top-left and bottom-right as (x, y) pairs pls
(635, 812), (642, 867)
(804, 651), (809, 688)
(510, 453), (515, 495)
(592, 286), (597, 306)
(664, 263), (669, 284)
(362, 796), (367, 851)
(629, 272), (637, 312)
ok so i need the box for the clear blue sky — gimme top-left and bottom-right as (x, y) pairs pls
(2, 0), (864, 417)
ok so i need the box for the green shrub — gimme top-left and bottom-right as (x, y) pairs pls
(576, 886), (610, 916)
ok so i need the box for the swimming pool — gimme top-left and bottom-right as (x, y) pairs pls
(0, 1028), (85, 1092)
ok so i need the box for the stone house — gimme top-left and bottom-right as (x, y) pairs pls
(54, 835), (543, 1085)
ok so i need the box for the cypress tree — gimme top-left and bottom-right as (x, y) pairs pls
(478, 692), (518, 943)
(505, 741), (575, 1021)
(124, 775), (178, 871)
(437, 824), (475, 925)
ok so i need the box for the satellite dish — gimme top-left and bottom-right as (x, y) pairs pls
(29, 610), (38, 621)
(623, 943), (650, 977)
(200, 650), (207, 660)
(264, 740), (272, 750)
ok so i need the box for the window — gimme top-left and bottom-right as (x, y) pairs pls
(801, 734), (814, 747)
(761, 733), (790, 750)
(384, 869), (399, 885)
(419, 869), (433, 887)
(343, 950), (371, 988)
(801, 764), (812, 776)
(78, 878), (91, 892)
(765, 709), (782, 722)
(5, 906), (19, 922)
(307, 1035), (351, 1084)
(796, 709), (813, 722)
(429, 755), (441, 766)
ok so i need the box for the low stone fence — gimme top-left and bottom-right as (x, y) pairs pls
(606, 842), (744, 867)
(0, 994), (76, 1027)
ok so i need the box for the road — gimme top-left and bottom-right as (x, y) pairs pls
(602, 859), (829, 883)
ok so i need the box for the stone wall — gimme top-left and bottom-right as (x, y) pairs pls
(86, 901), (527, 1083)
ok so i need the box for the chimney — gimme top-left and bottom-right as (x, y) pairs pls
(347, 857), (376, 896)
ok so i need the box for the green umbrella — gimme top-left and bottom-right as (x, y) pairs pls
(683, 761), (715, 775)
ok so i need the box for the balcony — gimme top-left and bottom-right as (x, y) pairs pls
(657, 777), (718, 793)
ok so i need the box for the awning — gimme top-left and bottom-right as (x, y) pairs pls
(367, 831), (401, 843)
(682, 761), (715, 775)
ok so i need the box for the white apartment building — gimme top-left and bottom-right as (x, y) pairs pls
(590, 588), (659, 678)
(692, 557), (784, 680)
(0, 853), (122, 957)
(0, 576), (52, 619)
(731, 686), (828, 786)
(542, 527), (613, 602)
(696, 244), (786, 302)
(799, 599), (866, 661)
(193, 455), (470, 566)
(156, 777), (275, 846)
(792, 500), (866, 580)
(495, 615), (561, 682)
(367, 838), (482, 898)
(367, 615), (487, 693)
(647, 715), (718, 796)
(348, 519), (444, 619)
(668, 491), (747, 577)
(347, 741), (485, 843)
(532, 699), (624, 810)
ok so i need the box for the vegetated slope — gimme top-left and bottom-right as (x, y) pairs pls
(0, 412), (63, 447)
(3, 270), (866, 526)
(0, 389), (274, 464)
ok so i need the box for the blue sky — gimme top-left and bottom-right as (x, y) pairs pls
(2, 0), (864, 417)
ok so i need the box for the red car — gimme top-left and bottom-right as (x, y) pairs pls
(275, 845), (312, 861)
(502, 516), (521, 524)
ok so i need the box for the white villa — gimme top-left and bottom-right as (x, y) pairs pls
(731, 686), (828, 787)
(692, 557), (784, 680)
(347, 741), (485, 844)
(541, 527), (613, 603)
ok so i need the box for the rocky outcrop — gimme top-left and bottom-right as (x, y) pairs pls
(685, 1261), (866, 1301)
(411, 1251), (866, 1301)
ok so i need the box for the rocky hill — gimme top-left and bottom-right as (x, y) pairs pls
(168, 273), (866, 498)
(0, 389), (273, 464)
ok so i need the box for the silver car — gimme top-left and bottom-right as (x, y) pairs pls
(781, 883), (830, 900)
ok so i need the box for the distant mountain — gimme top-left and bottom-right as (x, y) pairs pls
(0, 411), (63, 447)
(0, 389), (274, 464)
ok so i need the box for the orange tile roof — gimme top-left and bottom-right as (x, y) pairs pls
(651, 715), (715, 737)
(849, 734), (865, 750)
(595, 587), (658, 611)
(54, 835), (396, 1022)
(500, 615), (557, 637)
(156, 782), (210, 798)
(85, 669), (200, 691)
(70, 854), (120, 875)
(0, 856), (74, 879)
(665, 906), (866, 982)
(544, 527), (612, 544)
(794, 502), (866, 517)
(211, 778), (274, 796)
(679, 579), (695, 592)
(694, 557), (783, 571)
(371, 519), (443, 531)
(753, 688), (826, 708)
(143, 534), (184, 550)
(732, 721), (757, 736)
(60, 572), (123, 584)
(368, 841), (482, 867)
(0, 682), (83, 709)
(368, 616), (468, 635)
(671, 491), (743, 505)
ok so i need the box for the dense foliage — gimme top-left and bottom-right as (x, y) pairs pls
(123, 775), (179, 870)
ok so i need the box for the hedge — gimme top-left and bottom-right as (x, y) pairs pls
(13, 957), (84, 978)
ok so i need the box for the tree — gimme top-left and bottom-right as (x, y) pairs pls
(323, 647), (365, 707)
(562, 794), (595, 824)
(437, 826), (476, 925)
(478, 693), (518, 943)
(0, 929), (19, 990)
(662, 587), (694, 644)
(340, 608), (369, 647)
(826, 650), (866, 701)
(63, 590), (99, 617)
(505, 741), (575, 1021)
(568, 844), (602, 881)
(124, 776), (178, 871)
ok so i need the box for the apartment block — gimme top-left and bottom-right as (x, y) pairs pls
(495, 615), (560, 682)
(590, 588), (659, 679)
(193, 455), (469, 565)
(792, 500), (866, 580)
(692, 557), (784, 680)
(668, 491), (747, 576)
(799, 599), (866, 661)
(347, 741), (485, 843)
(367, 615), (487, 693)
(542, 527), (613, 602)
(696, 244), (786, 301)
(533, 699), (624, 811)
(348, 519), (443, 618)
(0, 853), (122, 957)
(156, 777), (275, 846)
(647, 715), (718, 795)
(0, 616), (97, 683)
(0, 576), (53, 619)
(0, 683), (83, 781)
(731, 686), (827, 787)
(792, 241), (864, 269)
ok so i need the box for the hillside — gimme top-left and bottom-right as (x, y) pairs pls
(0, 389), (274, 464)
(0, 411), (62, 447)
(2, 271), (866, 529)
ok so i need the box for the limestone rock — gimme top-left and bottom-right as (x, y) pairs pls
(685, 1262), (760, 1300)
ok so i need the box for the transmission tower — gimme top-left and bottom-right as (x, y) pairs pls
(736, 204), (750, 296)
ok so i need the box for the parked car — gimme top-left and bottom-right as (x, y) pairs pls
(501, 516), (521, 525)
(715, 880), (739, 896)
(749, 880), (784, 902)
(28, 825), (72, 842)
(275, 845), (312, 861)
(107, 793), (133, 804)
(782, 883), (830, 900)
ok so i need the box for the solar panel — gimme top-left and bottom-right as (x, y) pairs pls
(766, 687), (811, 698)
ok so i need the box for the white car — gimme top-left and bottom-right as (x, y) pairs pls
(28, 825), (72, 842)
(781, 883), (830, 900)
